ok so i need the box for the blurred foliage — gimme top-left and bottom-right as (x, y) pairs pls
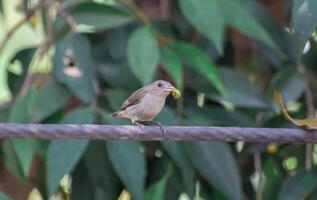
(0, 0), (317, 199)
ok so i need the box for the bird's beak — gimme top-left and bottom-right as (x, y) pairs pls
(164, 85), (175, 92)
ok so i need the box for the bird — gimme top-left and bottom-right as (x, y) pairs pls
(110, 80), (177, 132)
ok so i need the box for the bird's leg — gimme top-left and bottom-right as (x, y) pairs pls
(132, 120), (145, 131)
(144, 121), (165, 133)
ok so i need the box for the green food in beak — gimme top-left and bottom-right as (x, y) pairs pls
(171, 88), (181, 99)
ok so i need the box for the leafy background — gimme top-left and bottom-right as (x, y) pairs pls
(0, 0), (317, 199)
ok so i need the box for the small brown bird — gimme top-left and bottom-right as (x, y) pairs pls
(110, 80), (176, 132)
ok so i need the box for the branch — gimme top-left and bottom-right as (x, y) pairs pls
(1, 123), (317, 142)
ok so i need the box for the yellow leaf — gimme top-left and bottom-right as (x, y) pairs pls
(117, 190), (131, 200)
(274, 90), (317, 129)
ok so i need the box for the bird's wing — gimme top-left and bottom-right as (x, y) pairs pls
(120, 88), (148, 110)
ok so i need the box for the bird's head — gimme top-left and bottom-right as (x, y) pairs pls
(148, 80), (175, 97)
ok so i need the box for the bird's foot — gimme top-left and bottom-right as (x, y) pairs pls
(156, 122), (165, 133)
(133, 121), (145, 131)
(144, 121), (165, 133)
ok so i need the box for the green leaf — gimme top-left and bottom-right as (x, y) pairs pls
(292, 0), (317, 54)
(0, 192), (11, 200)
(143, 175), (169, 200)
(183, 106), (254, 127)
(210, 68), (268, 109)
(127, 26), (160, 85)
(171, 41), (224, 93)
(218, 0), (281, 56)
(185, 142), (242, 200)
(53, 33), (95, 103)
(161, 46), (183, 88)
(106, 141), (145, 200)
(178, 0), (225, 54)
(98, 62), (141, 91)
(47, 107), (92, 195)
(11, 139), (37, 177)
(278, 169), (317, 200)
(68, 2), (136, 29)
(29, 79), (70, 122)
(7, 47), (36, 97)
(262, 157), (283, 200)
(83, 141), (119, 200)
(268, 68), (306, 104)
(1, 140), (24, 180)
(9, 87), (37, 123)
(106, 89), (130, 111)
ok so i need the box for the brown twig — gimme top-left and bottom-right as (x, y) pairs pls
(56, 4), (77, 32)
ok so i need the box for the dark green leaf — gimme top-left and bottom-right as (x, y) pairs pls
(106, 89), (130, 111)
(218, 0), (281, 56)
(171, 41), (224, 93)
(7, 47), (35, 97)
(29, 79), (70, 122)
(183, 106), (254, 127)
(127, 26), (160, 85)
(9, 87), (37, 123)
(106, 141), (145, 200)
(185, 142), (242, 200)
(178, 0), (225, 54)
(1, 140), (24, 180)
(292, 0), (317, 54)
(84, 141), (119, 200)
(278, 169), (317, 200)
(68, 2), (135, 29)
(98, 63), (140, 91)
(262, 157), (283, 200)
(143, 175), (169, 200)
(11, 139), (37, 177)
(53, 33), (95, 103)
(268, 68), (306, 103)
(47, 107), (93, 195)
(210, 68), (268, 109)
(0, 192), (11, 200)
(161, 46), (183, 88)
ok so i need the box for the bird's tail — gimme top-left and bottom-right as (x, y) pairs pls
(109, 110), (123, 118)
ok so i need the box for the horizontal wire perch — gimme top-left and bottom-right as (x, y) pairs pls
(0, 123), (317, 142)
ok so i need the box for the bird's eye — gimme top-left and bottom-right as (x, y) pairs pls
(158, 83), (162, 87)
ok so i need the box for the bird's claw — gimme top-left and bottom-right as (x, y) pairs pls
(137, 123), (145, 131)
(156, 122), (165, 133)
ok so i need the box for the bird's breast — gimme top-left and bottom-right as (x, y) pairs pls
(127, 95), (166, 121)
